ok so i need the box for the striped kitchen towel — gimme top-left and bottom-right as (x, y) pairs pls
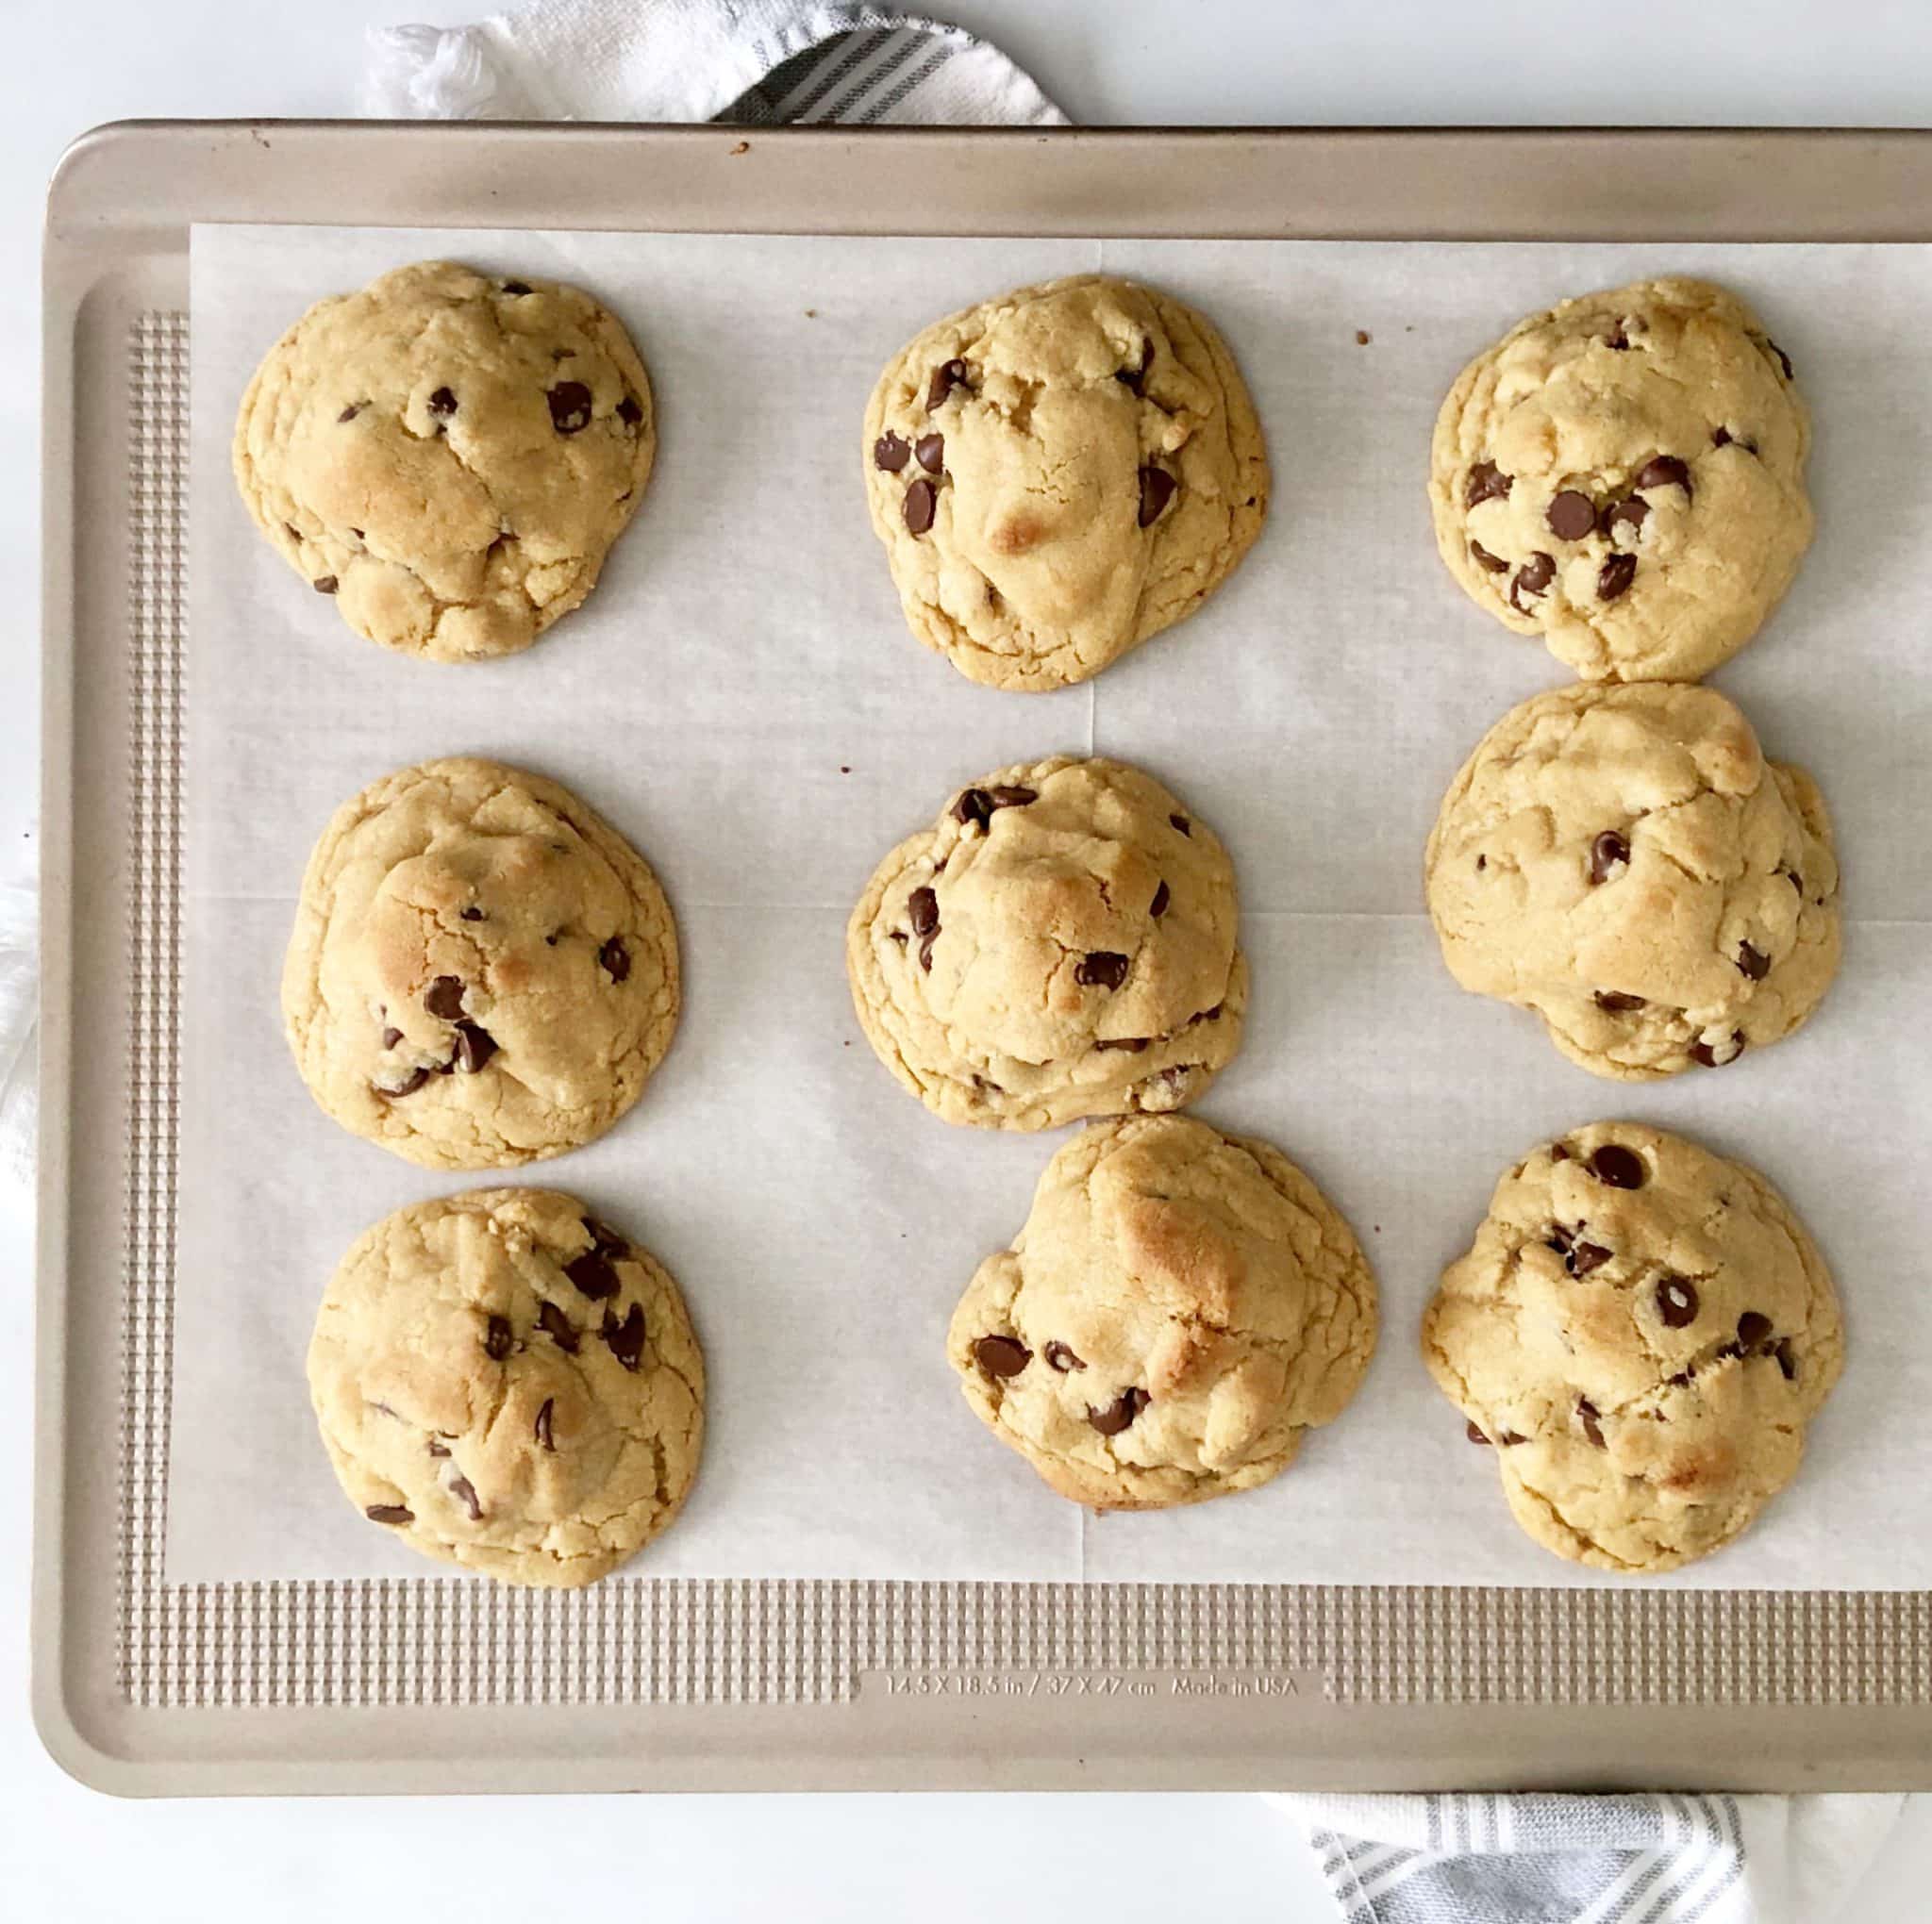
(362, 0), (1065, 127)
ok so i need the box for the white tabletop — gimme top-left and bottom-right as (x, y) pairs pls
(7, 4), (1932, 1916)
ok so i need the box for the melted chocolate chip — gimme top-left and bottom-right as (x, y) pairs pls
(380, 1025), (404, 1050)
(1657, 1276), (1699, 1327)
(365, 1504), (414, 1525)
(1509, 552), (1555, 613)
(1690, 1032), (1745, 1069)
(617, 393), (644, 427)
(974, 1335), (1031, 1378)
(1469, 540), (1509, 574)
(1606, 323), (1630, 350)
(1604, 496), (1648, 539)
(1591, 831), (1631, 884)
(1588, 1145), (1646, 1189)
(283, 522), (303, 542)
(1149, 880), (1171, 919)
(1076, 952), (1131, 991)
(1466, 1420), (1492, 1444)
(1087, 1387), (1150, 1436)
(564, 1248), (621, 1301)
(381, 1066), (433, 1099)
(534, 1399), (556, 1451)
(903, 478), (937, 536)
(426, 386), (458, 418)
(337, 403), (363, 423)
(873, 432), (911, 473)
(599, 937), (631, 982)
(1635, 454), (1690, 496)
(1497, 1430), (1529, 1446)
(446, 1022), (494, 1073)
(1551, 1143), (1571, 1162)
(600, 1302), (647, 1371)
(484, 1315), (513, 1361)
(953, 785), (1036, 827)
(1567, 1240), (1611, 1277)
(460, 906), (485, 921)
(1547, 490), (1597, 540)
(908, 887), (939, 937)
(1116, 339), (1155, 394)
(1737, 941), (1770, 981)
(1767, 339), (1794, 381)
(424, 975), (465, 1019)
(1577, 1399), (1607, 1449)
(547, 382), (593, 434)
(312, 576), (339, 595)
(926, 358), (968, 408)
(1598, 553), (1638, 602)
(915, 432), (945, 474)
(1170, 815), (1191, 837)
(1775, 1340), (1798, 1381)
(426, 1437), (450, 1458)
(1044, 1341), (1087, 1373)
(1095, 1037), (1150, 1053)
(1594, 990), (1646, 1012)
(448, 1473), (484, 1521)
(1736, 1311), (1774, 1348)
(538, 1301), (579, 1353)
(1465, 460), (1512, 508)
(1138, 466), (1176, 527)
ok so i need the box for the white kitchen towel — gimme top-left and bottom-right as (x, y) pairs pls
(1278, 1790), (1906, 1923)
(362, 0), (1066, 126)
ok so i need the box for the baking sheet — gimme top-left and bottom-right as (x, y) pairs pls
(171, 225), (1932, 1591)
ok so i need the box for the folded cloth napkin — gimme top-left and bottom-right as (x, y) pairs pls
(1278, 1789), (1906, 1922)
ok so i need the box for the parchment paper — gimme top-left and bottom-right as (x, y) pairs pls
(173, 225), (1932, 1590)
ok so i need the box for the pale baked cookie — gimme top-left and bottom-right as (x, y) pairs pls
(863, 274), (1269, 690)
(235, 260), (655, 662)
(309, 1188), (703, 1587)
(283, 757), (678, 1169)
(949, 1116), (1376, 1509)
(1424, 1122), (1842, 1574)
(1429, 276), (1810, 681)
(847, 756), (1246, 1129)
(1424, 683), (1840, 1081)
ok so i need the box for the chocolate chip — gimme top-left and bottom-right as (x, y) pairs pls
(350, 529), (365, 542)
(988, 785), (1037, 809)
(1076, 952), (1131, 990)
(1594, 990), (1645, 1012)
(365, 1504), (413, 1525)
(1469, 540), (1508, 574)
(1116, 339), (1155, 394)
(888, 930), (908, 946)
(426, 1438), (450, 1458)
(484, 1315), (512, 1361)
(1767, 339), (1794, 380)
(427, 386), (458, 418)
(380, 1025), (404, 1049)
(1604, 496), (1649, 539)
(1590, 831), (1631, 884)
(337, 403), (363, 423)
(601, 1303), (647, 1371)
(1577, 1399), (1607, 1449)
(1737, 1311), (1774, 1348)
(1551, 1143), (1571, 1162)
(1657, 1276), (1699, 1327)
(599, 937), (630, 982)
(283, 522), (303, 543)
(1044, 1341), (1087, 1373)
(1690, 1032), (1745, 1068)
(448, 1473), (483, 1521)
(460, 906), (485, 921)
(453, 1021), (497, 1073)
(380, 1066), (432, 1099)
(873, 432), (911, 473)
(617, 393), (643, 427)
(424, 975), (465, 1019)
(1496, 1431), (1528, 1446)
(1138, 466), (1176, 527)
(1775, 1340), (1798, 1381)
(908, 887), (939, 937)
(1567, 1240), (1611, 1277)
(1635, 455), (1690, 496)
(538, 1301), (579, 1353)
(1606, 324), (1630, 350)
(1711, 426), (1732, 448)
(534, 1399), (556, 1451)
(1196, 1003), (1224, 1023)
(1547, 490), (1596, 540)
(1474, 854), (1487, 871)
(926, 358), (968, 408)
(1149, 880), (1171, 919)
(1508, 552), (1555, 613)
(1737, 941), (1770, 981)
(1170, 815), (1191, 836)
(1588, 1145), (1646, 1189)
(1465, 460), (1512, 508)
(501, 280), (532, 295)
(915, 432), (945, 474)
(1094, 1037), (1149, 1053)
(546, 381), (593, 433)
(953, 784), (1037, 827)
(564, 1249), (620, 1301)
(1466, 1420), (1492, 1444)
(974, 1335), (1031, 1378)
(586, 1218), (628, 1256)
(312, 575), (339, 595)
(903, 478), (937, 536)
(1088, 1387), (1150, 1436)
(1597, 554), (1638, 602)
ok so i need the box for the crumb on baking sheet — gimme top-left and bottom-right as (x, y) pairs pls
(729, 140), (750, 156)
(1356, 329), (1371, 345)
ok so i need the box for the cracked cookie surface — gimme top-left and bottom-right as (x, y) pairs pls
(847, 755), (1246, 1130)
(1424, 1122), (1841, 1573)
(1424, 683), (1840, 1082)
(308, 1187), (703, 1587)
(235, 260), (655, 662)
(949, 1116), (1376, 1509)
(863, 274), (1269, 690)
(283, 756), (678, 1169)
(1429, 276), (1810, 681)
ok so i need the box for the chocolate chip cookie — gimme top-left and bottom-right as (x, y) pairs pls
(1424, 1123), (1842, 1573)
(235, 260), (655, 661)
(283, 757), (678, 1169)
(863, 274), (1269, 690)
(1424, 683), (1841, 1081)
(847, 756), (1246, 1129)
(1430, 276), (1810, 681)
(308, 1188), (703, 1587)
(949, 1115), (1376, 1509)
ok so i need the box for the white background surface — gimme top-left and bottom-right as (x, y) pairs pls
(8, 3), (1932, 1917)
